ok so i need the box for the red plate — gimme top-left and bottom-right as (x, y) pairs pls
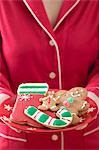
(0, 97), (98, 133)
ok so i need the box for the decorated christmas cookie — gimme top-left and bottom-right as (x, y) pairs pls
(17, 83), (49, 95)
(10, 83), (49, 128)
(24, 106), (73, 129)
(38, 90), (67, 111)
(59, 87), (89, 124)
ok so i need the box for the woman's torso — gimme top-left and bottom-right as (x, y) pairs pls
(0, 0), (98, 93)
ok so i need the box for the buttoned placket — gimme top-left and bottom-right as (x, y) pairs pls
(49, 39), (56, 81)
(22, 1), (81, 150)
(23, 0), (63, 90)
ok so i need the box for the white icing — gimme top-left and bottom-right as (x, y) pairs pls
(70, 92), (81, 97)
(81, 101), (87, 109)
(17, 83), (49, 94)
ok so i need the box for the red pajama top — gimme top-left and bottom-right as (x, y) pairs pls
(0, 0), (99, 150)
(0, 0), (99, 94)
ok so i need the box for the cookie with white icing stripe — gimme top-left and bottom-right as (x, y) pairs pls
(10, 83), (49, 128)
(17, 83), (49, 95)
(24, 106), (73, 129)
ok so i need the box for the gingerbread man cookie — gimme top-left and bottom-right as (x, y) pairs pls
(59, 87), (89, 125)
(38, 90), (67, 111)
(38, 91), (59, 111)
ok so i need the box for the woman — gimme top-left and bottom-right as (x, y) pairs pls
(0, 0), (99, 149)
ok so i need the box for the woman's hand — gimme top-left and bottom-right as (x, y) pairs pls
(0, 93), (10, 105)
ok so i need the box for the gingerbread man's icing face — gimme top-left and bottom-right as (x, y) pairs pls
(60, 87), (88, 108)
(60, 87), (87, 103)
(67, 87), (87, 101)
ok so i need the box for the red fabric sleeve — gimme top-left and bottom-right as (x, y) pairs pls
(0, 34), (14, 96)
(86, 19), (99, 99)
(86, 55), (99, 96)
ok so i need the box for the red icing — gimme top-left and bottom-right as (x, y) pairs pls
(63, 101), (70, 107)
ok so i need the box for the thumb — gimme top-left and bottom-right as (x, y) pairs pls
(0, 93), (10, 105)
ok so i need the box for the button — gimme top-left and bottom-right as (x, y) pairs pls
(51, 134), (58, 141)
(49, 72), (56, 79)
(49, 40), (55, 46)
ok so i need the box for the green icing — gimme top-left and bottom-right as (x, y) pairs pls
(20, 86), (48, 89)
(67, 97), (74, 103)
(53, 119), (66, 126)
(38, 114), (49, 123)
(61, 112), (72, 118)
(19, 91), (46, 94)
(27, 107), (37, 116)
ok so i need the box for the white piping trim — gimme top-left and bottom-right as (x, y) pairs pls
(61, 131), (64, 150)
(0, 132), (27, 142)
(0, 117), (21, 133)
(53, 0), (81, 31)
(84, 126), (99, 136)
(23, 0), (62, 89)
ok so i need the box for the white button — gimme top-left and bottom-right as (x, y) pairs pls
(49, 40), (55, 46)
(49, 72), (56, 79)
(51, 134), (58, 141)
